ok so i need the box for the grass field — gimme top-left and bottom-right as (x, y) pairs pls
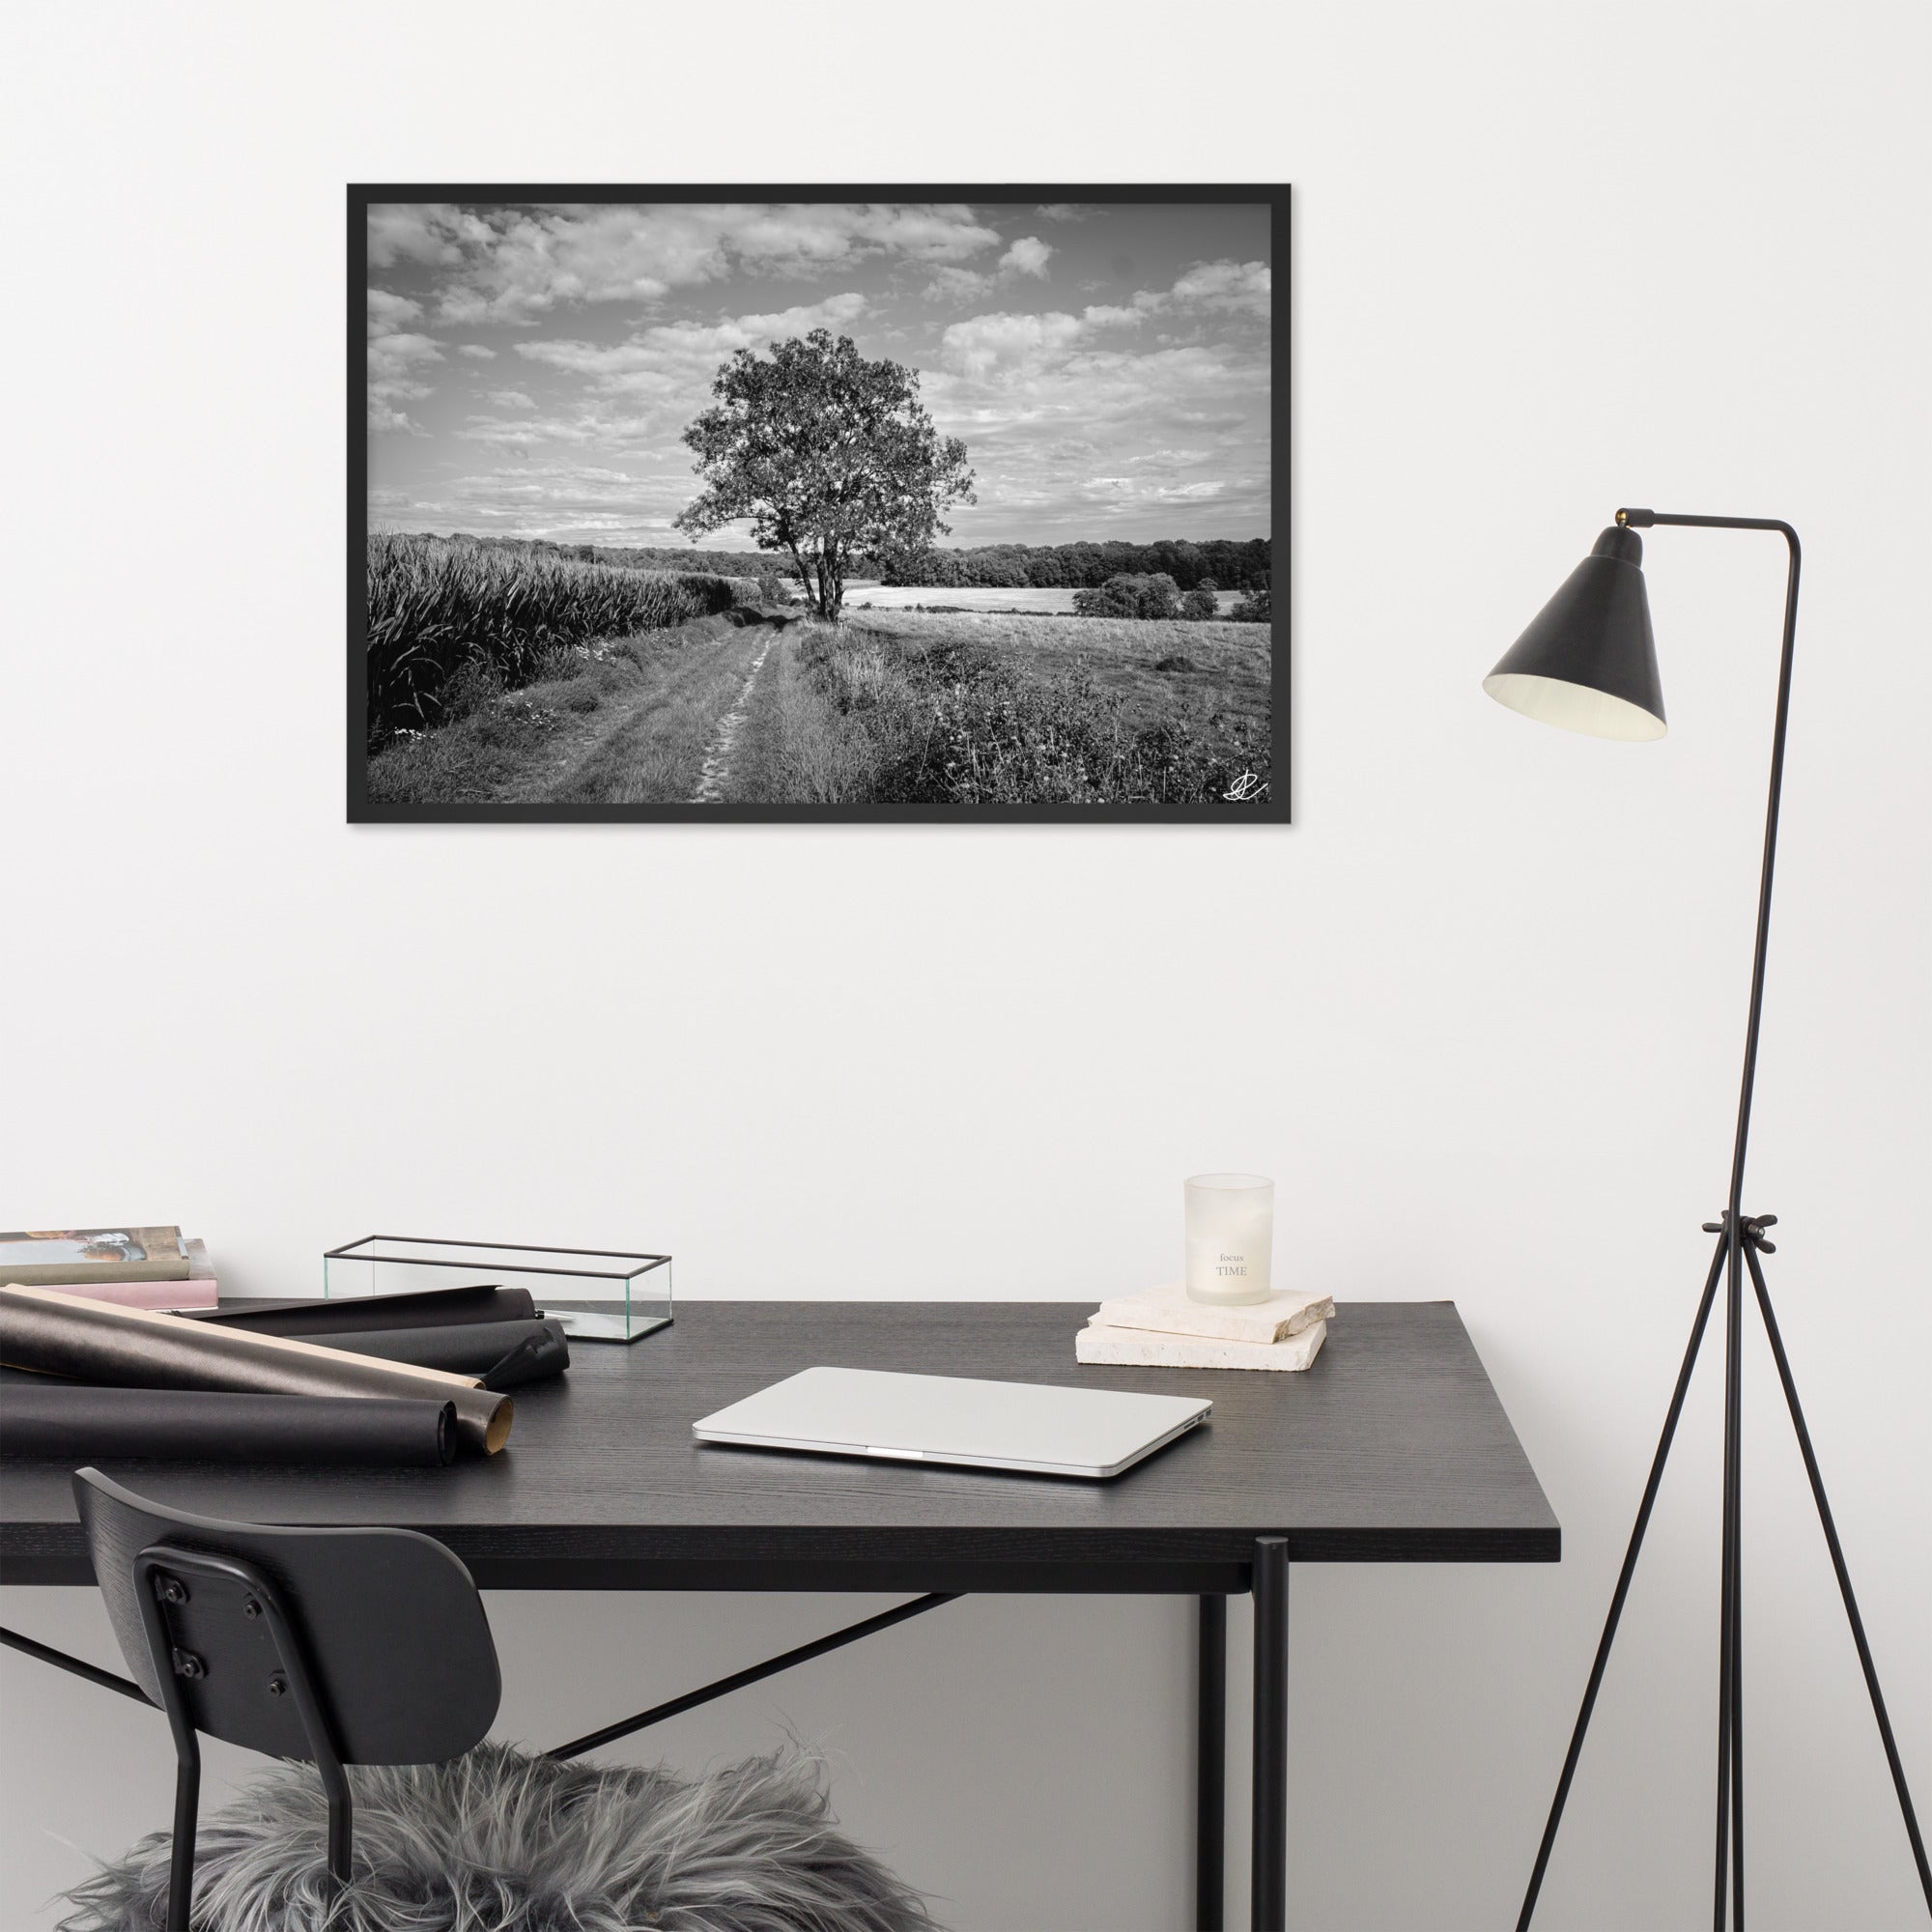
(843, 582), (1245, 615)
(367, 604), (1271, 808)
(786, 611), (1270, 804)
(844, 608), (1268, 716)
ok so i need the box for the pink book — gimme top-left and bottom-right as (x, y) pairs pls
(40, 1277), (219, 1311)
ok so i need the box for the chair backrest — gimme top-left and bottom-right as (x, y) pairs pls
(74, 1468), (500, 1766)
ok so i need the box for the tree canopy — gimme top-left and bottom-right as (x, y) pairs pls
(676, 329), (974, 621)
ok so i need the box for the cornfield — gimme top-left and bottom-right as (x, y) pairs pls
(364, 534), (741, 747)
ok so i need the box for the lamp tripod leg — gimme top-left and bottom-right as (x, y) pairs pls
(1731, 1243), (1746, 1926)
(1518, 1230), (1731, 1931)
(1743, 1241), (1932, 1914)
(1713, 1226), (1747, 1930)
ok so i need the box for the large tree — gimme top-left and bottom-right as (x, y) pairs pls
(675, 328), (974, 621)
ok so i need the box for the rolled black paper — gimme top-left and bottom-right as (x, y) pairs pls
(480, 1335), (551, 1392)
(0, 1286), (513, 1456)
(0, 1385), (456, 1466)
(186, 1284), (538, 1335)
(307, 1318), (568, 1385)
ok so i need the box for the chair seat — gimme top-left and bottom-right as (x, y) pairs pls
(60, 1741), (935, 1932)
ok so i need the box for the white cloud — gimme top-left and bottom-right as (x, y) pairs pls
(1072, 474), (1230, 511)
(1172, 259), (1270, 309)
(369, 332), (442, 384)
(487, 389), (537, 411)
(939, 310), (1088, 378)
(918, 310), (1271, 537)
(399, 203), (1000, 324)
(457, 344), (496, 359)
(729, 203), (998, 266)
(998, 236), (1053, 279)
(922, 265), (992, 303)
(924, 236), (1056, 303)
(1132, 259), (1271, 318)
(454, 293), (868, 453)
(384, 458), (711, 542)
(1035, 203), (1099, 222)
(367, 330), (443, 434)
(367, 203), (493, 269)
(458, 286), (869, 456)
(367, 288), (423, 336)
(518, 293), (867, 391)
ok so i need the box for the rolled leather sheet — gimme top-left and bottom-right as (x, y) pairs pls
(186, 1283), (538, 1336)
(0, 1285), (513, 1456)
(307, 1318), (568, 1386)
(0, 1384), (456, 1467)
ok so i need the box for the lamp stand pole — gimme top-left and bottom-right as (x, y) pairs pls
(1517, 513), (1931, 1931)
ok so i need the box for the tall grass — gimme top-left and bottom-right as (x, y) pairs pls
(781, 628), (1270, 806)
(364, 534), (742, 747)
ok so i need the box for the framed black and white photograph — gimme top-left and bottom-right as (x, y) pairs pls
(350, 185), (1286, 822)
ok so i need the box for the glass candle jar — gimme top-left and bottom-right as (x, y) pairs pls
(1184, 1173), (1275, 1305)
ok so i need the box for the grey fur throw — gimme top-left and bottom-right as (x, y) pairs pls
(58, 1741), (938, 1931)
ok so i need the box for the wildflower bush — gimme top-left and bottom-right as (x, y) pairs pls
(1071, 572), (1184, 620)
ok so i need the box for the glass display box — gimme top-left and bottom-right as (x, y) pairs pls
(323, 1237), (671, 1343)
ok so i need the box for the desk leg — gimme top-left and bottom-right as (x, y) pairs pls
(1252, 1538), (1290, 1932)
(1197, 1594), (1227, 1931)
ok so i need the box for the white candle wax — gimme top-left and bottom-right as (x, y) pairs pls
(1184, 1173), (1275, 1305)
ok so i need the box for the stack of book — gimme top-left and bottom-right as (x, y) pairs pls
(0, 1226), (216, 1310)
(1075, 1279), (1333, 1371)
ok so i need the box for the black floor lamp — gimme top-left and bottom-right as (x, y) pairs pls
(1484, 510), (1931, 1930)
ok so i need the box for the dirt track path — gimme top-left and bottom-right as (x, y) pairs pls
(689, 631), (778, 802)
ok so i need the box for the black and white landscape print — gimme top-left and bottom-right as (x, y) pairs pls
(352, 188), (1284, 820)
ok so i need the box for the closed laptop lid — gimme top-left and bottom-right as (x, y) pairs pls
(693, 1366), (1210, 1477)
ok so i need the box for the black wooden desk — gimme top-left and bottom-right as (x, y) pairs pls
(0, 1300), (1558, 1929)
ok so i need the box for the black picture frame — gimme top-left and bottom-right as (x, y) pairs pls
(349, 184), (1289, 824)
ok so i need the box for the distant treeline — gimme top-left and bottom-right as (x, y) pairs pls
(876, 538), (1270, 592)
(415, 532), (1269, 592)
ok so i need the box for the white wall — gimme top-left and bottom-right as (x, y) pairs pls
(3, 4), (1927, 1925)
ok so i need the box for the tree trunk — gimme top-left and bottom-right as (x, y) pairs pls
(825, 538), (844, 623)
(784, 541), (813, 610)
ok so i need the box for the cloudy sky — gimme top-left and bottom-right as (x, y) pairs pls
(365, 199), (1271, 550)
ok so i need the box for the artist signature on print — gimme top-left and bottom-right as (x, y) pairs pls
(1222, 771), (1268, 803)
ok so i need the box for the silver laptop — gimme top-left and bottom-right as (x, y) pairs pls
(692, 1366), (1211, 1480)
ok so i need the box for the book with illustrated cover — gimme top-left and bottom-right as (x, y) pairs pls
(0, 1227), (190, 1285)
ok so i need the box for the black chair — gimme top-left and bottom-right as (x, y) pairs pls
(73, 1466), (501, 1932)
(69, 1468), (933, 1932)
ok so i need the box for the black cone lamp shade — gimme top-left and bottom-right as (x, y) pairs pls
(1485, 525), (1667, 740)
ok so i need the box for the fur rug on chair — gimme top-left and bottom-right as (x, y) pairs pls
(59, 1742), (938, 1932)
